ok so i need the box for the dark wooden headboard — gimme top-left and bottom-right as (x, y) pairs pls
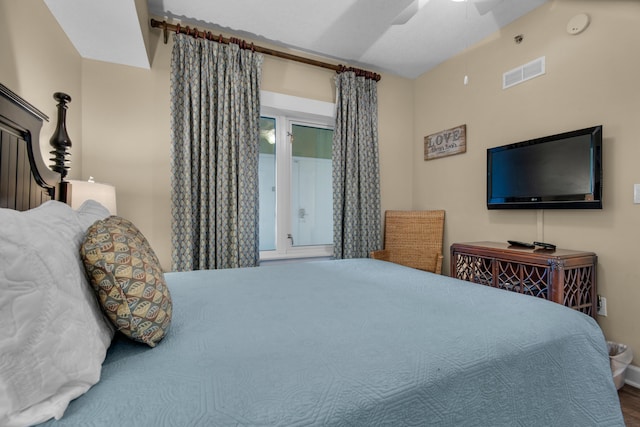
(0, 84), (62, 210)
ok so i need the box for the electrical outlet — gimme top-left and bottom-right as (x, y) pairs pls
(597, 295), (607, 316)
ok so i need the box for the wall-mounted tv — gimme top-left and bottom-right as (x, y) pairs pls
(487, 125), (603, 209)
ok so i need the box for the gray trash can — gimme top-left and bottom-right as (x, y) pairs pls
(607, 341), (633, 390)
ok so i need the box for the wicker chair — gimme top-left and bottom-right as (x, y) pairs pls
(370, 210), (445, 274)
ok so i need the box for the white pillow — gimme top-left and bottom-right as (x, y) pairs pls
(0, 200), (114, 427)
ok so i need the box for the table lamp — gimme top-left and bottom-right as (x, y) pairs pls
(66, 177), (117, 215)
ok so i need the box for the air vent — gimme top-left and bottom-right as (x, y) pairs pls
(502, 56), (546, 89)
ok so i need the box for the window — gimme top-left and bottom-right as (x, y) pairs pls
(258, 91), (335, 260)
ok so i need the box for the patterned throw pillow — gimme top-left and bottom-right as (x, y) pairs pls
(81, 216), (172, 347)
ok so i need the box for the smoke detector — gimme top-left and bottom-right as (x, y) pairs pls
(567, 13), (590, 35)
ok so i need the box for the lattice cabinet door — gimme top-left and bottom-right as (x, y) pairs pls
(549, 260), (596, 317)
(453, 253), (493, 286)
(450, 242), (597, 318)
(496, 261), (549, 299)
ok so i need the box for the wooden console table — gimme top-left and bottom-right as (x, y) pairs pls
(450, 241), (597, 317)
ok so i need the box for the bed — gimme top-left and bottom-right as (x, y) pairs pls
(0, 85), (625, 426)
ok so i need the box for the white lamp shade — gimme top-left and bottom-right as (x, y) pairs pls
(67, 179), (117, 215)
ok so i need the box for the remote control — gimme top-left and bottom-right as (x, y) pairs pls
(507, 240), (535, 248)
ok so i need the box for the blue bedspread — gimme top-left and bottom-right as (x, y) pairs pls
(41, 259), (623, 426)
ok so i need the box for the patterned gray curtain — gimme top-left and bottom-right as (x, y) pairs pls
(332, 71), (381, 259)
(170, 34), (263, 271)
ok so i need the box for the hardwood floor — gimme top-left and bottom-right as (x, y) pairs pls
(620, 385), (640, 426)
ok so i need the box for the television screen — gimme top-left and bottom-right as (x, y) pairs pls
(487, 126), (602, 209)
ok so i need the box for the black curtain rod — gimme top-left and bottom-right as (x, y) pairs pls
(150, 19), (381, 81)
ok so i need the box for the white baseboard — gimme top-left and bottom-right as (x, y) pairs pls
(625, 364), (640, 388)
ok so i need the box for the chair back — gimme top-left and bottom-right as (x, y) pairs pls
(382, 210), (445, 273)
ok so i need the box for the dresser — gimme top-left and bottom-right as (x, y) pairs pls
(450, 241), (597, 317)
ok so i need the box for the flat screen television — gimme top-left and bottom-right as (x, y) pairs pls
(487, 125), (603, 209)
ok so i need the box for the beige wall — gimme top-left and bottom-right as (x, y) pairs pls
(80, 22), (414, 269)
(0, 1), (413, 270)
(414, 0), (640, 362)
(0, 0), (83, 173)
(4, 0), (639, 365)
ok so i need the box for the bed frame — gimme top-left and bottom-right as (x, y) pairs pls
(0, 84), (66, 210)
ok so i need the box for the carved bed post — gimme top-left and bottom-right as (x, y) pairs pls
(49, 92), (72, 180)
(49, 92), (72, 203)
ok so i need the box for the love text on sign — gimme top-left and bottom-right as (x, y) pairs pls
(424, 124), (467, 160)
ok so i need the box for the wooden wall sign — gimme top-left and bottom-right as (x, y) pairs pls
(424, 124), (467, 160)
